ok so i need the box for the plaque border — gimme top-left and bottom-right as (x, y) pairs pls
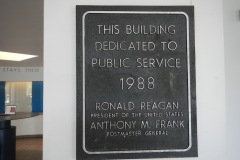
(82, 11), (192, 154)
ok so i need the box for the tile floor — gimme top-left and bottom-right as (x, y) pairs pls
(16, 137), (42, 160)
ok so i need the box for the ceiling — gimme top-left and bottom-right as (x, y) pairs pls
(0, 0), (43, 67)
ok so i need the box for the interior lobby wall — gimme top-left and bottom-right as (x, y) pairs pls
(44, 0), (227, 160)
(0, 0), (43, 136)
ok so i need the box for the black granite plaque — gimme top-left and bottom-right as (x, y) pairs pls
(77, 6), (197, 159)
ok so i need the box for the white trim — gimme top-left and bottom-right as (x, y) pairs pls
(82, 11), (192, 154)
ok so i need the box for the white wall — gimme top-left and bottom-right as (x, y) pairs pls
(12, 115), (43, 136)
(223, 0), (240, 160)
(44, 0), (226, 160)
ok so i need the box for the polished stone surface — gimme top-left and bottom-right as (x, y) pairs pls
(0, 112), (42, 121)
(76, 5), (197, 159)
